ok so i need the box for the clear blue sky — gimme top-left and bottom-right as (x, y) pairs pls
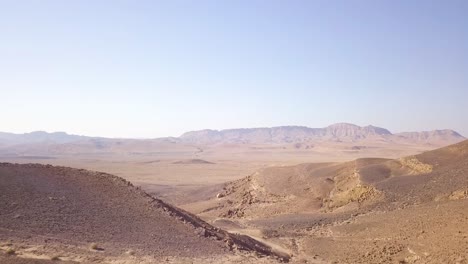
(1, 0), (467, 138)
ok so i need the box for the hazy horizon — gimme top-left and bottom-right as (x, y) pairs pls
(0, 121), (466, 139)
(1, 1), (467, 138)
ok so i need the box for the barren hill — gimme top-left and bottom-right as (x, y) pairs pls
(178, 140), (468, 263)
(185, 140), (468, 218)
(0, 163), (288, 263)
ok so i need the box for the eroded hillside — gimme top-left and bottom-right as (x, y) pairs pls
(179, 140), (468, 263)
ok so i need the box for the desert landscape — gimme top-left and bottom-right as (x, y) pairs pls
(1, 124), (468, 263)
(2, 1), (467, 263)
(0, 123), (464, 200)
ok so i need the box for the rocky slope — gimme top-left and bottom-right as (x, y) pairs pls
(0, 163), (288, 263)
(184, 140), (468, 219)
(179, 140), (468, 263)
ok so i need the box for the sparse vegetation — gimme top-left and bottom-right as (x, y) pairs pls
(89, 243), (99, 250)
(88, 242), (105, 251)
(5, 248), (16, 255)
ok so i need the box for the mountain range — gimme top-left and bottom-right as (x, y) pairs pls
(180, 123), (464, 145)
(0, 123), (464, 147)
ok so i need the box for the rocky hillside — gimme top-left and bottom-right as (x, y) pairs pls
(176, 140), (468, 263)
(183, 140), (468, 219)
(0, 163), (288, 263)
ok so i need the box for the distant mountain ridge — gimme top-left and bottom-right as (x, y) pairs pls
(180, 123), (464, 145)
(0, 123), (464, 149)
(0, 131), (89, 145)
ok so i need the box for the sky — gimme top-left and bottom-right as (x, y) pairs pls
(1, 0), (467, 138)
